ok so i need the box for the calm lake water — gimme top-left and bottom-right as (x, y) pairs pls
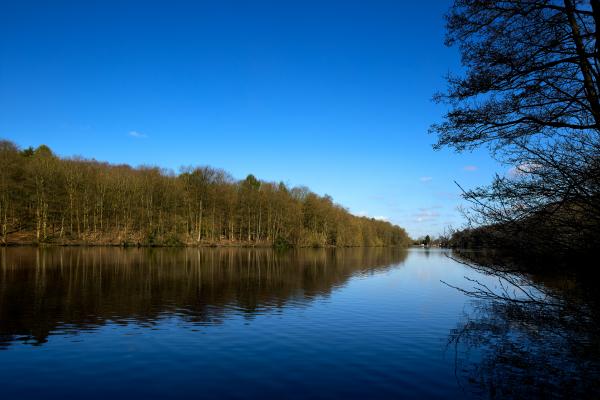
(0, 247), (598, 399)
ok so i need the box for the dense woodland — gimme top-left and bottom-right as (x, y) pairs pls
(0, 140), (409, 247)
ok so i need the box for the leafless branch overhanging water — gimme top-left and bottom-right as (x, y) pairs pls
(441, 252), (600, 397)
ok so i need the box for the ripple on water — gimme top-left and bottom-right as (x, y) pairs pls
(0, 247), (594, 399)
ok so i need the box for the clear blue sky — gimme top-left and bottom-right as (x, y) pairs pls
(0, 0), (505, 238)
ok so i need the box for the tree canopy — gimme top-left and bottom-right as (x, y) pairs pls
(0, 140), (410, 248)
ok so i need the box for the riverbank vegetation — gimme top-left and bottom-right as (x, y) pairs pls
(0, 140), (409, 247)
(432, 0), (600, 268)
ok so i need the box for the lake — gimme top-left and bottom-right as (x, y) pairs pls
(0, 247), (598, 399)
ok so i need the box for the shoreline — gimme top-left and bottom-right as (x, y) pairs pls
(0, 239), (407, 249)
(0, 231), (410, 249)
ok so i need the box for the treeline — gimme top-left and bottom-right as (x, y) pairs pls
(444, 205), (600, 265)
(0, 140), (410, 247)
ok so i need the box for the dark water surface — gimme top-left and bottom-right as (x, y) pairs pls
(0, 247), (598, 399)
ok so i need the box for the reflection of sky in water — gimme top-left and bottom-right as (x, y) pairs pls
(0, 247), (596, 399)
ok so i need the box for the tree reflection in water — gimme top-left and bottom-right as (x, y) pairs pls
(446, 256), (600, 398)
(0, 247), (407, 348)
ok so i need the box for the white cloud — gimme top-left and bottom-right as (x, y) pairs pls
(413, 210), (440, 223)
(372, 216), (389, 221)
(508, 162), (541, 177)
(463, 165), (478, 171)
(355, 211), (389, 221)
(420, 176), (433, 183)
(129, 130), (148, 138)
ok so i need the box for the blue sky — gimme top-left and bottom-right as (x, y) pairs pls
(0, 0), (505, 237)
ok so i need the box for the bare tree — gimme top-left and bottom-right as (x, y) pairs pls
(432, 0), (600, 256)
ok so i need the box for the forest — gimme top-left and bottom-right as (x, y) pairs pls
(0, 139), (410, 248)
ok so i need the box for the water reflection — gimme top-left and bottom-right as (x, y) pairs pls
(3, 247), (598, 398)
(0, 247), (408, 348)
(448, 257), (600, 398)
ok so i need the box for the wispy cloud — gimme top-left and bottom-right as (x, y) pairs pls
(508, 162), (540, 178)
(420, 176), (433, 183)
(372, 216), (389, 221)
(413, 210), (440, 223)
(356, 211), (389, 221)
(463, 165), (478, 172)
(129, 130), (148, 138)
